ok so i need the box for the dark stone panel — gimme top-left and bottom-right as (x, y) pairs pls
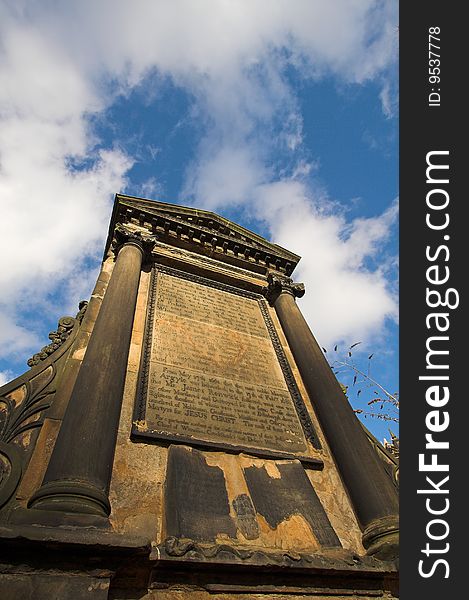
(244, 461), (341, 548)
(164, 445), (236, 541)
(0, 573), (110, 600)
(232, 493), (259, 540)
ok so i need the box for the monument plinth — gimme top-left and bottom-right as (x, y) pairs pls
(0, 194), (399, 599)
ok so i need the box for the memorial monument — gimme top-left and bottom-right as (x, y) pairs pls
(0, 194), (399, 598)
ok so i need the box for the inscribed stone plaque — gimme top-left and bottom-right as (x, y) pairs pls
(136, 268), (310, 457)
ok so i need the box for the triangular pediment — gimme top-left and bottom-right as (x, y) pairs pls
(107, 194), (300, 275)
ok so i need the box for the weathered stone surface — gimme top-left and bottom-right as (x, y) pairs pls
(232, 494), (259, 540)
(28, 241), (146, 518)
(165, 445), (237, 541)
(109, 270), (166, 539)
(244, 461), (341, 548)
(110, 265), (364, 553)
(114, 593), (398, 600)
(0, 574), (110, 600)
(0, 366), (56, 512)
(15, 418), (61, 505)
(137, 271), (309, 456)
(109, 436), (164, 539)
(270, 288), (398, 558)
(160, 447), (341, 554)
(307, 464), (365, 553)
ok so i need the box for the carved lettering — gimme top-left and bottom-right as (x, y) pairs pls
(143, 272), (308, 455)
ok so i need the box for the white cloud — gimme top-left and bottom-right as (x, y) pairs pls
(0, 10), (133, 357)
(0, 1), (398, 364)
(254, 180), (398, 348)
(379, 77), (398, 119)
(183, 145), (267, 210)
(0, 311), (39, 362)
(0, 369), (15, 387)
(182, 154), (398, 348)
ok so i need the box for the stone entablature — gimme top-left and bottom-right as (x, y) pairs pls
(108, 194), (300, 276)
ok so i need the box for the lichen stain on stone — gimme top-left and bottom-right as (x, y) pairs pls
(198, 451), (321, 551)
(133, 419), (148, 431)
(72, 333), (90, 360)
(306, 466), (364, 553)
(109, 444), (165, 538)
(203, 452), (259, 543)
(87, 581), (109, 592)
(204, 452), (246, 496)
(4, 384), (27, 408)
(232, 493), (260, 540)
(238, 454), (285, 479)
(256, 512), (320, 552)
(72, 347), (86, 361)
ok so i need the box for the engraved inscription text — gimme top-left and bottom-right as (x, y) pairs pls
(144, 272), (308, 454)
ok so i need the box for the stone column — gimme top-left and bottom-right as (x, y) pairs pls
(29, 225), (155, 518)
(264, 274), (398, 560)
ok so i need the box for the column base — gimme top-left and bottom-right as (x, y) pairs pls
(28, 479), (111, 517)
(362, 515), (399, 562)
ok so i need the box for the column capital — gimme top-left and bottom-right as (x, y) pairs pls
(263, 273), (305, 304)
(113, 223), (157, 263)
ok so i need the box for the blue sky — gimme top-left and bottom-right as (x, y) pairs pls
(0, 1), (398, 442)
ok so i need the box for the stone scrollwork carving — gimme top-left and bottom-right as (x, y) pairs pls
(2, 301), (88, 510)
(158, 536), (388, 571)
(27, 301), (88, 368)
(0, 366), (55, 508)
(263, 272), (305, 304)
(0, 442), (22, 511)
(113, 223), (157, 262)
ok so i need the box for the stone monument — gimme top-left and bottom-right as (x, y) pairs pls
(0, 194), (399, 598)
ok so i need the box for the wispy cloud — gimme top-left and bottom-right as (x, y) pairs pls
(198, 174), (399, 348)
(0, 1), (398, 361)
(0, 369), (15, 387)
(269, 188), (399, 347)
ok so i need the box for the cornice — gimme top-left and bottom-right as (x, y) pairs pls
(104, 194), (301, 276)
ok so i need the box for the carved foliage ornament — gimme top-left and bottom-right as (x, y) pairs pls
(263, 273), (305, 304)
(0, 366), (55, 508)
(27, 301), (88, 367)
